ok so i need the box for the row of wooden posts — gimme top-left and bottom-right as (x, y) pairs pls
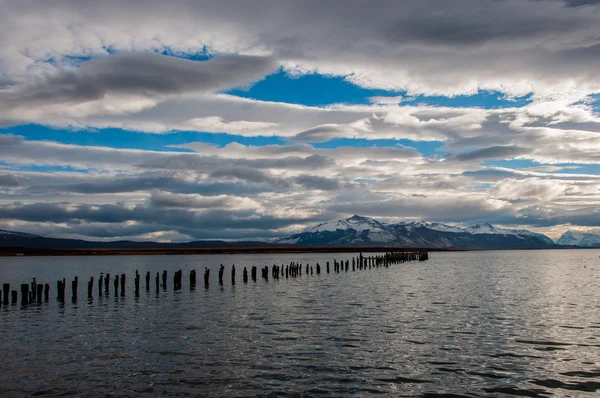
(0, 251), (428, 306)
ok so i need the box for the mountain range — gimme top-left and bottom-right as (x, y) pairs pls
(276, 215), (557, 249)
(2, 216), (598, 250)
(556, 230), (600, 248)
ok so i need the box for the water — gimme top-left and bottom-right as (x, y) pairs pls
(0, 250), (599, 397)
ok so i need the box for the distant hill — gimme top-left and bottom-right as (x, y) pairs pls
(557, 230), (600, 248)
(276, 215), (557, 250)
(0, 229), (267, 250)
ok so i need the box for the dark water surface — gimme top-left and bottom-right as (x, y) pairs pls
(0, 250), (599, 397)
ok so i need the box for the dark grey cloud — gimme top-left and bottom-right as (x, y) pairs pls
(139, 153), (334, 171)
(293, 175), (340, 191)
(0, 173), (19, 187)
(209, 166), (290, 188)
(449, 146), (532, 162)
(0, 52), (276, 112)
(0, 201), (326, 233)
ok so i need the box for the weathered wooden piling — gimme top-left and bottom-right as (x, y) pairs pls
(155, 272), (160, 293)
(218, 265), (224, 285)
(3, 284), (9, 304)
(162, 271), (167, 290)
(243, 267), (248, 283)
(173, 270), (182, 290)
(87, 277), (93, 299)
(251, 266), (257, 282)
(31, 278), (37, 302)
(189, 269), (196, 287)
(231, 265), (236, 284)
(146, 271), (151, 291)
(135, 271), (140, 295)
(36, 284), (43, 303)
(44, 283), (49, 301)
(71, 277), (78, 301)
(113, 275), (119, 296)
(11, 290), (17, 304)
(21, 284), (29, 305)
(120, 274), (126, 296)
(104, 273), (110, 294)
(204, 267), (210, 286)
(98, 274), (103, 297)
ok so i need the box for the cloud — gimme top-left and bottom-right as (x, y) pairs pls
(0, 173), (19, 187)
(0, 53), (277, 124)
(450, 145), (532, 161)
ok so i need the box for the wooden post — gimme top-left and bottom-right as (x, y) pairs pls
(105, 273), (110, 294)
(120, 274), (126, 296)
(87, 277), (93, 299)
(155, 272), (160, 293)
(21, 284), (29, 305)
(243, 267), (248, 283)
(190, 269), (196, 288)
(135, 271), (140, 296)
(11, 290), (17, 304)
(71, 278), (78, 301)
(231, 265), (236, 285)
(36, 284), (43, 303)
(3, 284), (9, 304)
(218, 265), (224, 285)
(31, 278), (37, 302)
(204, 268), (210, 286)
(44, 283), (49, 301)
(146, 271), (151, 291)
(114, 275), (119, 296)
(98, 274), (103, 297)
(162, 271), (167, 290)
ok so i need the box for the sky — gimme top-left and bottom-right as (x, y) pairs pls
(1, 0), (600, 242)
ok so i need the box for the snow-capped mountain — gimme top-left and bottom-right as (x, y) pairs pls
(557, 230), (600, 247)
(277, 215), (557, 249)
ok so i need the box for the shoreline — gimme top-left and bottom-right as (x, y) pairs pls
(0, 246), (457, 257)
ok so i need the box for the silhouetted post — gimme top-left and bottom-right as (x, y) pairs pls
(98, 274), (103, 297)
(36, 284), (43, 303)
(87, 277), (93, 299)
(162, 271), (167, 290)
(146, 271), (151, 291)
(251, 266), (257, 282)
(243, 267), (248, 283)
(44, 283), (49, 301)
(135, 271), (140, 296)
(113, 275), (119, 296)
(120, 274), (126, 296)
(21, 284), (29, 305)
(155, 272), (160, 293)
(190, 269), (197, 288)
(11, 290), (17, 304)
(3, 284), (9, 304)
(316, 263), (321, 274)
(71, 277), (78, 301)
(104, 273), (110, 294)
(218, 265), (224, 285)
(31, 278), (37, 302)
(204, 267), (210, 286)
(326, 262), (330, 273)
(231, 265), (236, 284)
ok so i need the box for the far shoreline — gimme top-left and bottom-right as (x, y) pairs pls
(0, 246), (461, 257)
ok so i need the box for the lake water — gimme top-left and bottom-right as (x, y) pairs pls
(0, 250), (599, 397)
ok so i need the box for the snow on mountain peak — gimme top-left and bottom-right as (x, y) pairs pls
(304, 215), (386, 233)
(557, 230), (600, 247)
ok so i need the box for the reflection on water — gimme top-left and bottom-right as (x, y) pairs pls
(0, 250), (599, 396)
